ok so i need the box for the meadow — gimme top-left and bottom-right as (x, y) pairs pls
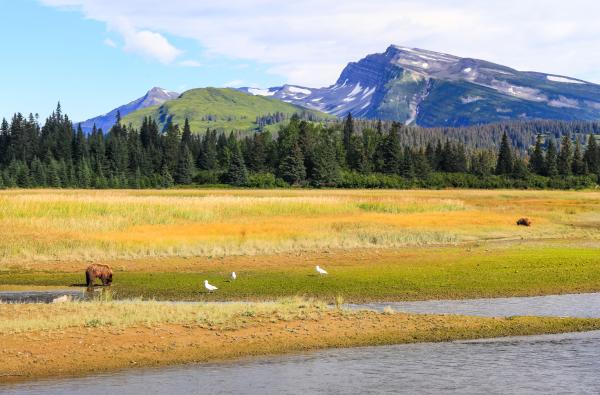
(0, 188), (598, 264)
(1, 188), (599, 301)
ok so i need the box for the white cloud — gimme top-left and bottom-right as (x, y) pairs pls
(40, 0), (600, 86)
(109, 17), (181, 64)
(179, 60), (202, 67)
(103, 38), (116, 48)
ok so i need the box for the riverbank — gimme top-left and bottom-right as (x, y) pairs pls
(2, 299), (600, 383)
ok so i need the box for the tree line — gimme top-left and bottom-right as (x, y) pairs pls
(0, 105), (599, 189)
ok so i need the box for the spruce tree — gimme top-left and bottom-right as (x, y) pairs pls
(342, 113), (354, 163)
(311, 132), (342, 187)
(512, 156), (529, 179)
(572, 139), (587, 175)
(545, 139), (559, 177)
(175, 145), (195, 184)
(583, 133), (599, 174)
(181, 118), (193, 149)
(529, 134), (545, 175)
(160, 164), (174, 188)
(30, 157), (46, 186)
(381, 122), (402, 174)
(557, 135), (573, 176)
(163, 122), (181, 173)
(278, 141), (306, 185)
(495, 132), (513, 175)
(224, 141), (248, 186)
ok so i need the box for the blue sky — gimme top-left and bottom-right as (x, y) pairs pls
(0, 1), (282, 121)
(3, 0), (600, 122)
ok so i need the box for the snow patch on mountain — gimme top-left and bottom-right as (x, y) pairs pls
(248, 88), (276, 96)
(548, 96), (580, 108)
(547, 75), (585, 84)
(461, 96), (483, 104)
(287, 86), (312, 95)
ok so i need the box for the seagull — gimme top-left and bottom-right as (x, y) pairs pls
(204, 280), (218, 293)
(231, 271), (237, 281)
(316, 265), (328, 275)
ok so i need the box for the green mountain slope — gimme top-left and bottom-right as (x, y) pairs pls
(121, 87), (331, 132)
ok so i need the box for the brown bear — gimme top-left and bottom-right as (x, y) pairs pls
(516, 217), (532, 227)
(86, 264), (113, 289)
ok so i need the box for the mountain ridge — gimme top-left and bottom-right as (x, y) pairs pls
(239, 45), (600, 126)
(120, 87), (332, 133)
(78, 87), (179, 133)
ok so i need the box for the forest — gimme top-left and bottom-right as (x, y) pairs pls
(0, 105), (599, 189)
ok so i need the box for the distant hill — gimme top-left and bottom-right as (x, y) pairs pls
(78, 87), (179, 133)
(239, 45), (600, 127)
(121, 87), (332, 133)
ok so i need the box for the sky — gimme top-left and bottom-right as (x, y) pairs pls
(2, 0), (600, 121)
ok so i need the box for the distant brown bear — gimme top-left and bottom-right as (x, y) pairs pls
(86, 264), (113, 288)
(516, 218), (532, 227)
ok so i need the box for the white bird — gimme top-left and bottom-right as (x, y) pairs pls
(316, 265), (328, 275)
(52, 295), (71, 303)
(204, 280), (218, 292)
(231, 271), (237, 281)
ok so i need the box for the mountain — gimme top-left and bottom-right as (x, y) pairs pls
(78, 87), (179, 133)
(239, 45), (600, 127)
(121, 87), (332, 133)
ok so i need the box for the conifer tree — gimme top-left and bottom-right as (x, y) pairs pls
(381, 122), (402, 174)
(224, 140), (248, 186)
(572, 139), (587, 175)
(278, 141), (306, 185)
(175, 145), (195, 184)
(545, 139), (559, 177)
(160, 164), (174, 188)
(163, 122), (181, 174)
(495, 132), (513, 175)
(181, 118), (192, 149)
(557, 135), (573, 176)
(529, 134), (546, 175)
(311, 132), (341, 187)
(30, 157), (46, 186)
(342, 113), (354, 162)
(583, 133), (599, 174)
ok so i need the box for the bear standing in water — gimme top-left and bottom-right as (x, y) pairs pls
(86, 264), (113, 289)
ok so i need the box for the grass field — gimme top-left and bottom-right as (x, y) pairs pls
(2, 243), (599, 301)
(1, 188), (599, 301)
(0, 188), (598, 265)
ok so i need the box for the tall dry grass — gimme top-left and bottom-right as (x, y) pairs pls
(0, 297), (328, 334)
(0, 189), (598, 263)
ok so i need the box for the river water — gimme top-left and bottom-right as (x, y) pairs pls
(3, 330), (600, 394)
(348, 292), (600, 318)
(2, 292), (600, 394)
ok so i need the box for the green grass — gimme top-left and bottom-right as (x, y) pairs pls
(121, 87), (333, 132)
(3, 245), (599, 302)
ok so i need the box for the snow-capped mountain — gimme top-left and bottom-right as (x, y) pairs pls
(78, 87), (179, 133)
(239, 45), (600, 127)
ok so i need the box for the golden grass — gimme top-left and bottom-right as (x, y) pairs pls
(0, 188), (598, 263)
(0, 297), (327, 334)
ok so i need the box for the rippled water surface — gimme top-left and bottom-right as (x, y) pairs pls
(349, 292), (600, 318)
(3, 292), (600, 394)
(4, 331), (600, 395)
(0, 290), (88, 304)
